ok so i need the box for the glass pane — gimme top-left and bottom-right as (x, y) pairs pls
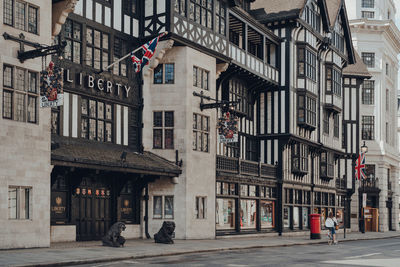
(94, 30), (101, 47)
(154, 65), (163, 84)
(64, 20), (72, 38)
(193, 67), (197, 87)
(164, 111), (174, 127)
(16, 68), (25, 91)
(249, 185), (256, 197)
(8, 188), (17, 219)
(81, 118), (88, 138)
(15, 93), (25, 122)
(153, 129), (162, 148)
(102, 51), (109, 68)
(216, 198), (235, 230)
(65, 40), (72, 61)
(102, 33), (109, 49)
(15, 1), (25, 30)
(28, 72), (37, 93)
(105, 104), (112, 120)
(260, 200), (274, 228)
(240, 199), (257, 229)
(153, 196), (162, 218)
(51, 110), (59, 134)
(89, 119), (96, 140)
(192, 131), (197, 150)
(153, 112), (162, 127)
(28, 6), (37, 33)
(86, 46), (93, 66)
(3, 66), (13, 87)
(165, 129), (173, 149)
(165, 64), (174, 84)
(97, 120), (104, 142)
(73, 42), (81, 63)
(89, 100), (96, 117)
(164, 196), (174, 219)
(202, 133), (208, 152)
(94, 49), (101, 69)
(27, 96), (36, 123)
(105, 122), (112, 142)
(81, 98), (88, 115)
(240, 184), (248, 196)
(97, 102), (104, 119)
(86, 28), (93, 44)
(197, 132), (202, 151)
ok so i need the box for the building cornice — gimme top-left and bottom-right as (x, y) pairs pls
(349, 19), (400, 53)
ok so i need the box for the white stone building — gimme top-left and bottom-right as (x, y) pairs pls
(346, 0), (400, 231)
(0, 0), (52, 249)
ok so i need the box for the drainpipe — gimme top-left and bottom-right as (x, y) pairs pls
(144, 184), (151, 239)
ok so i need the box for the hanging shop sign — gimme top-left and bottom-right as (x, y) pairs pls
(40, 61), (64, 107)
(217, 111), (238, 143)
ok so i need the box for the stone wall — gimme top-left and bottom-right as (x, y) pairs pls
(0, 0), (52, 249)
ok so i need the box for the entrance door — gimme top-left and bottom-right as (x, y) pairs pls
(74, 178), (112, 241)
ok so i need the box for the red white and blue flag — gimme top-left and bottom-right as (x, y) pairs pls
(131, 32), (167, 73)
(355, 152), (366, 180)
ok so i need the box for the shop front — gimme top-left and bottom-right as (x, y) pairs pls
(216, 179), (277, 235)
(50, 139), (181, 242)
(283, 187), (311, 230)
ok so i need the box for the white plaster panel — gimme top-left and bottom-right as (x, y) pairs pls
(74, 0), (83, 15)
(145, 0), (154, 17)
(132, 18), (139, 37)
(123, 106), (128, 146)
(72, 94), (78, 138)
(63, 92), (69, 137)
(281, 90), (285, 133)
(113, 0), (122, 31)
(95, 3), (102, 24)
(86, 0), (93, 20)
(116, 104), (121, 145)
(274, 91), (279, 133)
(124, 15), (131, 34)
(104, 7), (111, 27)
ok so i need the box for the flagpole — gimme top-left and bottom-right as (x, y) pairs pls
(99, 31), (169, 73)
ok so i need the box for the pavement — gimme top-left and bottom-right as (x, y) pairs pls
(0, 231), (399, 267)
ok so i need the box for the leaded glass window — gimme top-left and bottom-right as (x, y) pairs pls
(153, 111), (174, 149)
(86, 27), (108, 69)
(81, 98), (113, 142)
(189, 0), (213, 29)
(362, 80), (374, 105)
(362, 116), (374, 140)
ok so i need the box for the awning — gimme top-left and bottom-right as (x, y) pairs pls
(51, 138), (181, 177)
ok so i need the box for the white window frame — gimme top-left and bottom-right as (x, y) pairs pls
(8, 186), (32, 220)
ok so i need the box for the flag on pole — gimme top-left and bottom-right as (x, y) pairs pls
(355, 152), (366, 180)
(131, 32), (167, 73)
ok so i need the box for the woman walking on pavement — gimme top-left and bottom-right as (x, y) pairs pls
(325, 212), (338, 245)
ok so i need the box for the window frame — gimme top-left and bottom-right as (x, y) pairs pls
(292, 143), (308, 174)
(193, 113), (209, 152)
(361, 0), (374, 8)
(2, 65), (39, 123)
(215, 0), (226, 35)
(196, 196), (207, 219)
(193, 66), (209, 90)
(326, 65), (342, 97)
(189, 0), (213, 29)
(362, 115), (374, 140)
(298, 46), (317, 82)
(297, 93), (317, 129)
(362, 80), (374, 105)
(362, 52), (375, 68)
(361, 11), (374, 19)
(320, 151), (334, 179)
(154, 63), (175, 84)
(8, 186), (31, 220)
(80, 97), (113, 143)
(333, 113), (339, 138)
(3, 0), (39, 34)
(323, 110), (329, 134)
(85, 26), (109, 70)
(153, 111), (174, 149)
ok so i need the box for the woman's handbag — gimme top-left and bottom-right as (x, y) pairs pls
(335, 225), (339, 230)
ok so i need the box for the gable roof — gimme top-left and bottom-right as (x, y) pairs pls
(326, 0), (342, 27)
(343, 52), (371, 78)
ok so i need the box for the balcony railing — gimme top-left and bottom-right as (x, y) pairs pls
(361, 177), (379, 189)
(216, 155), (277, 178)
(229, 44), (279, 84)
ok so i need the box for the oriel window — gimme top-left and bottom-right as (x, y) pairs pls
(298, 47), (316, 81)
(326, 66), (342, 96)
(320, 151), (334, 178)
(174, 0), (186, 16)
(292, 143), (308, 174)
(216, 0), (226, 35)
(189, 0), (213, 29)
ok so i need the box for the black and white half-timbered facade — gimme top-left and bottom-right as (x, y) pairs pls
(251, 0), (369, 233)
(49, 0), (181, 242)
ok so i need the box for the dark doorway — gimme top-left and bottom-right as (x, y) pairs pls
(73, 177), (112, 241)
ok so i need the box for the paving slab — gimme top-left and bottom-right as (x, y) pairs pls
(0, 231), (399, 267)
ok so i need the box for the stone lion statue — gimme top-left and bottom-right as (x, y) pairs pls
(102, 222), (126, 247)
(154, 221), (175, 244)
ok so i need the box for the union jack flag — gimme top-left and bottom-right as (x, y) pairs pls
(355, 152), (366, 180)
(131, 32), (167, 73)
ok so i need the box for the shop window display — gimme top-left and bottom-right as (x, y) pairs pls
(293, 207), (300, 228)
(336, 209), (343, 225)
(302, 207), (309, 228)
(283, 206), (291, 228)
(216, 198), (236, 230)
(240, 199), (257, 229)
(260, 200), (274, 228)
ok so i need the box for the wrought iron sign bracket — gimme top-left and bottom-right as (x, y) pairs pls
(193, 91), (239, 111)
(3, 32), (66, 63)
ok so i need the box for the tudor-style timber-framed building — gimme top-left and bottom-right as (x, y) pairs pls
(48, 0), (181, 242)
(251, 0), (370, 233)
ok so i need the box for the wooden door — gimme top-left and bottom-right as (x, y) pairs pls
(364, 207), (373, 232)
(75, 183), (112, 241)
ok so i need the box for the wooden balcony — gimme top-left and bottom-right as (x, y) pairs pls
(216, 155), (277, 179)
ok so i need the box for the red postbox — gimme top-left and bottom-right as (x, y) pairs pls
(310, 214), (321, 239)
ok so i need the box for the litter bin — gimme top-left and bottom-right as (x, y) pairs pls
(310, 214), (321, 239)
